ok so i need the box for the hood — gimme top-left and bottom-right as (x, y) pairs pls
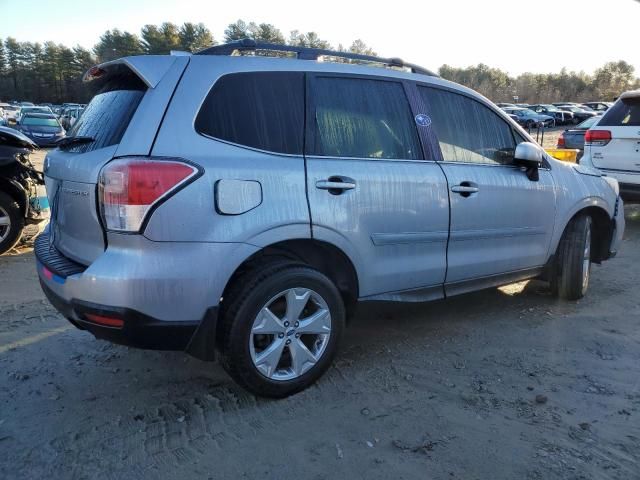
(20, 124), (61, 133)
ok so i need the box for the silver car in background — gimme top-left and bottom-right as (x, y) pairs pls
(36, 40), (624, 397)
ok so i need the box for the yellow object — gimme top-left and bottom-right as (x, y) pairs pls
(545, 149), (580, 163)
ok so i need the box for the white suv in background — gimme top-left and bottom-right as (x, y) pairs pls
(581, 90), (640, 201)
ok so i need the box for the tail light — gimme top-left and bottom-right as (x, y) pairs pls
(99, 157), (200, 232)
(584, 129), (611, 146)
(557, 133), (565, 148)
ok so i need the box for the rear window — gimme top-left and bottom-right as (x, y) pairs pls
(64, 72), (146, 152)
(598, 97), (640, 126)
(195, 71), (304, 155)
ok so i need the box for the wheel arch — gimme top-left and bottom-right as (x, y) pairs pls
(220, 238), (360, 325)
(0, 177), (28, 216)
(553, 202), (615, 264)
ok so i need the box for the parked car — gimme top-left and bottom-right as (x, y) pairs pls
(496, 103), (516, 108)
(515, 103), (531, 108)
(556, 116), (600, 159)
(0, 126), (49, 254)
(17, 106), (53, 122)
(1, 103), (20, 123)
(15, 113), (66, 147)
(59, 107), (84, 130)
(580, 90), (640, 201)
(556, 105), (597, 123)
(506, 113), (521, 124)
(35, 40), (624, 397)
(529, 104), (574, 125)
(582, 101), (612, 112)
(502, 107), (554, 128)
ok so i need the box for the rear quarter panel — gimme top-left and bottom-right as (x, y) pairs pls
(146, 56), (310, 245)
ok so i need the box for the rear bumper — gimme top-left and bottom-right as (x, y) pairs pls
(34, 230), (259, 359)
(39, 278), (214, 352)
(594, 168), (640, 202)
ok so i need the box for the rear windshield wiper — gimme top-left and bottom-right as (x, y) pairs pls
(56, 136), (95, 148)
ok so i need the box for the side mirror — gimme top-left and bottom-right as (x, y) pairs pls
(514, 142), (543, 181)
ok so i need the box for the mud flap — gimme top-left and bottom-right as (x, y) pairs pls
(185, 306), (219, 362)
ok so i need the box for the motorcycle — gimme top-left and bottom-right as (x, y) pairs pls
(0, 126), (49, 255)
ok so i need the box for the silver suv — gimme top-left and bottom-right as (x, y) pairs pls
(36, 40), (625, 397)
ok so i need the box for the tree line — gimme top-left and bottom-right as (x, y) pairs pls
(0, 19), (637, 104)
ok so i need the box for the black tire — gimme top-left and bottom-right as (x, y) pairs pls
(551, 214), (592, 300)
(0, 191), (24, 255)
(219, 261), (345, 398)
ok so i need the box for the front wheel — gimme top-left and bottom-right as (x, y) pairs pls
(0, 191), (24, 255)
(219, 262), (345, 398)
(551, 214), (592, 300)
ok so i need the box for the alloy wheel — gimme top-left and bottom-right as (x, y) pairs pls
(249, 287), (332, 381)
(0, 206), (11, 243)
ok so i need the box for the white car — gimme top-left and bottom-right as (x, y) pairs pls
(581, 90), (640, 201)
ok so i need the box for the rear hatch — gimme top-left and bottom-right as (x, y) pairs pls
(588, 92), (640, 172)
(45, 55), (188, 264)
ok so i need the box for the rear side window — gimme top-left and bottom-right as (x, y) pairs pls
(195, 72), (304, 155)
(418, 86), (516, 165)
(65, 72), (146, 153)
(309, 77), (421, 160)
(598, 97), (640, 126)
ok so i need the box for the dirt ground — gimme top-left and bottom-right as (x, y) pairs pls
(1, 151), (639, 480)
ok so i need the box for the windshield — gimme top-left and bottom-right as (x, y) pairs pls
(22, 116), (60, 127)
(542, 105), (559, 111)
(22, 107), (50, 114)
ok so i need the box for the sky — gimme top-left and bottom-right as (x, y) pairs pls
(2, 0), (639, 76)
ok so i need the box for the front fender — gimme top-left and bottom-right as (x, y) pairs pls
(549, 195), (614, 255)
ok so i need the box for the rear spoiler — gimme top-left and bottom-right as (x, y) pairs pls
(619, 90), (640, 101)
(83, 55), (179, 89)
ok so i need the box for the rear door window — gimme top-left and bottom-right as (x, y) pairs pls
(598, 97), (640, 126)
(418, 86), (516, 165)
(308, 77), (421, 160)
(64, 72), (146, 153)
(195, 71), (305, 155)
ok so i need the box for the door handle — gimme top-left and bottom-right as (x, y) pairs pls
(451, 185), (479, 194)
(451, 182), (479, 198)
(316, 177), (356, 195)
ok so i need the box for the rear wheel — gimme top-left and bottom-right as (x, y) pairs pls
(0, 191), (24, 255)
(219, 262), (345, 398)
(551, 214), (592, 300)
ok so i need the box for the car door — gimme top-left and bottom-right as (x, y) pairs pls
(305, 74), (450, 298)
(416, 85), (556, 295)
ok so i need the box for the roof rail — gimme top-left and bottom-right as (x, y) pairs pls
(195, 38), (438, 77)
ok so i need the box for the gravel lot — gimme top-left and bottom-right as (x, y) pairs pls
(0, 150), (638, 480)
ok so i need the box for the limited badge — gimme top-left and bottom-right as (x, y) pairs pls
(415, 114), (431, 127)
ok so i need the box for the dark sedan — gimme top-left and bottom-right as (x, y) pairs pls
(556, 116), (599, 160)
(529, 104), (574, 125)
(556, 105), (597, 123)
(15, 113), (66, 147)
